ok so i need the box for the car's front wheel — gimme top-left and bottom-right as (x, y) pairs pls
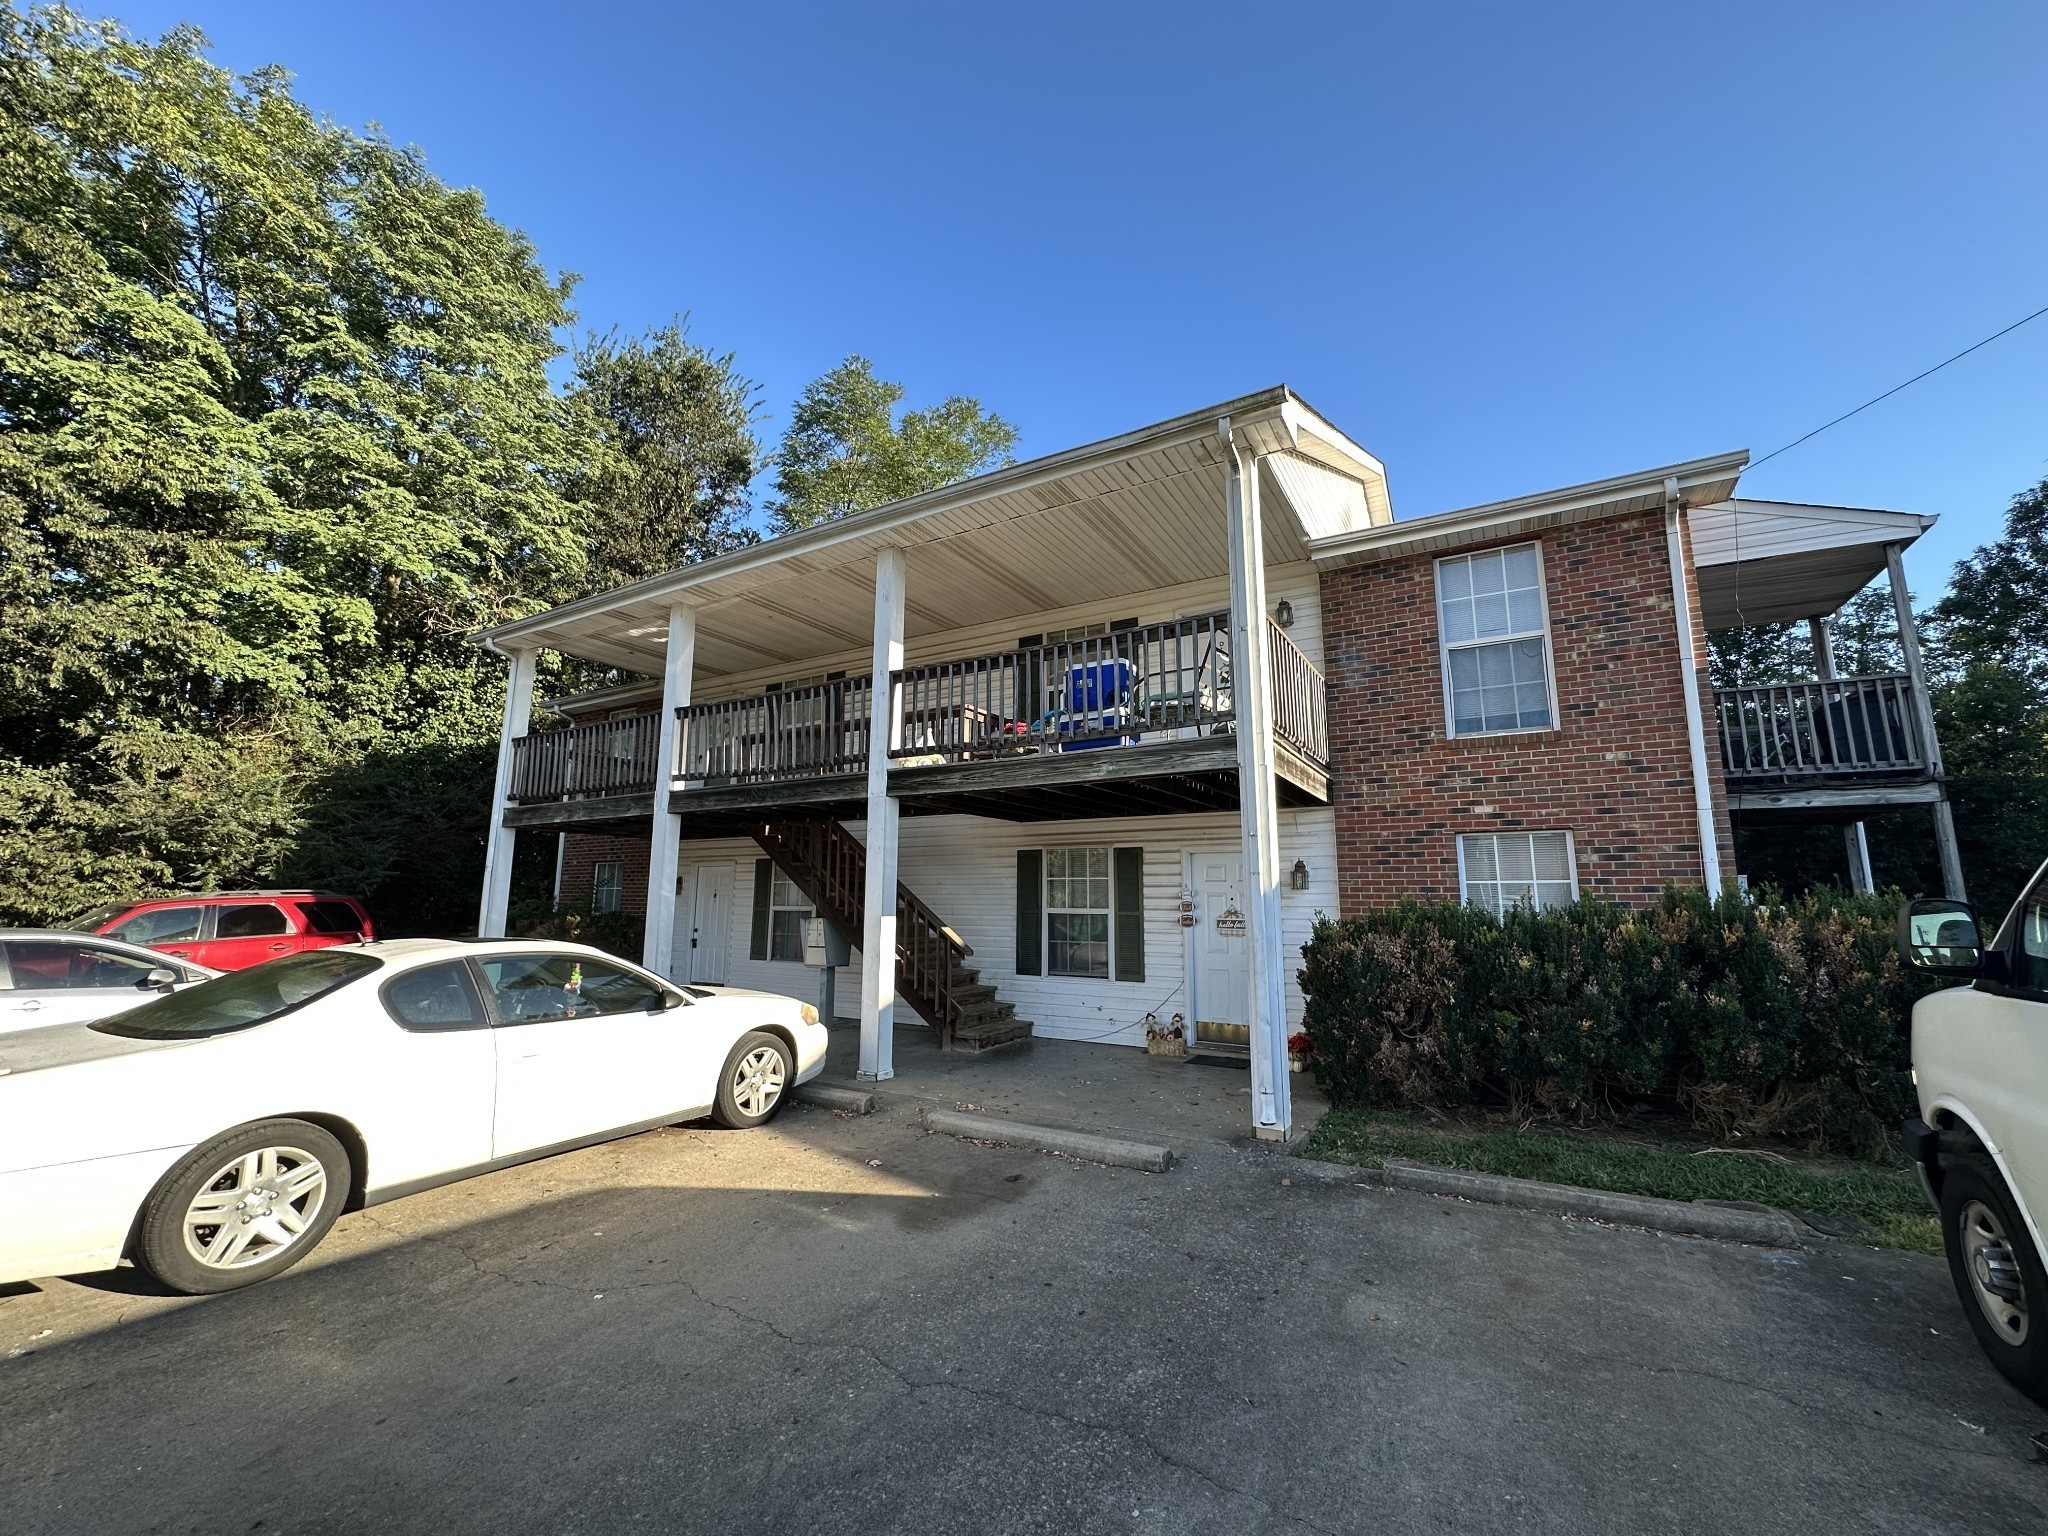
(134, 1120), (351, 1295)
(1940, 1157), (2048, 1406)
(712, 1031), (792, 1129)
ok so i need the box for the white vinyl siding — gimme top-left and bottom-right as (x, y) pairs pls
(767, 869), (813, 962)
(1043, 847), (1111, 978)
(1437, 543), (1554, 736)
(591, 861), (623, 915)
(1458, 832), (1576, 918)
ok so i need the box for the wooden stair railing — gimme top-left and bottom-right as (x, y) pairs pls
(751, 820), (973, 1048)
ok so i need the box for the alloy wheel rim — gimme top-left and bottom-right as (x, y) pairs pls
(1960, 1198), (2029, 1345)
(733, 1045), (786, 1118)
(182, 1145), (329, 1270)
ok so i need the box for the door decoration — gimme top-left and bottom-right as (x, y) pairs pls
(1214, 903), (1246, 938)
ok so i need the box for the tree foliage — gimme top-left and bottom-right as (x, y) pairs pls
(768, 355), (1017, 533)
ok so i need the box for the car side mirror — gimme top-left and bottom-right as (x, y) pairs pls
(141, 966), (181, 991)
(1898, 899), (1982, 978)
(662, 990), (690, 1011)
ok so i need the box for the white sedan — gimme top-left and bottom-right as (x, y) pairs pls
(0, 939), (828, 1294)
(0, 931), (217, 1034)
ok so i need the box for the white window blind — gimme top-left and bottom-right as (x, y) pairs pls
(1459, 832), (1575, 918)
(1437, 543), (1553, 736)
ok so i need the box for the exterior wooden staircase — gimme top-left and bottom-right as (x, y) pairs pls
(752, 820), (1033, 1053)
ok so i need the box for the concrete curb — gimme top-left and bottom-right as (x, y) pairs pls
(921, 1109), (1173, 1173)
(1377, 1158), (1808, 1247)
(795, 1082), (876, 1115)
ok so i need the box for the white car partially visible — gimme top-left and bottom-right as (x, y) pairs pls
(0, 930), (216, 1033)
(0, 939), (828, 1294)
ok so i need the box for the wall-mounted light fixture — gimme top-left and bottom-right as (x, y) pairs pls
(1290, 858), (1310, 891)
(1273, 599), (1295, 629)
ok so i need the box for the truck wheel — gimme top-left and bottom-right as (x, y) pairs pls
(1939, 1157), (2048, 1406)
(134, 1120), (351, 1295)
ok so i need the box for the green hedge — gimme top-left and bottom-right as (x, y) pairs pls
(1296, 888), (1944, 1157)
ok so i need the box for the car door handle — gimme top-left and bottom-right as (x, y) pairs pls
(16, 1000), (40, 1011)
(267, 942), (290, 951)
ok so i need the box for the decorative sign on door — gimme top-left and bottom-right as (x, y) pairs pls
(1214, 903), (1246, 938)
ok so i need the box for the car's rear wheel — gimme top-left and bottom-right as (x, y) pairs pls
(712, 1031), (792, 1129)
(134, 1120), (351, 1295)
(1939, 1156), (2048, 1406)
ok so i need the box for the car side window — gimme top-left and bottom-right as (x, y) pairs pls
(475, 954), (666, 1024)
(216, 904), (290, 939)
(2015, 877), (2048, 998)
(2, 941), (161, 990)
(110, 906), (203, 945)
(296, 901), (364, 935)
(381, 962), (488, 1032)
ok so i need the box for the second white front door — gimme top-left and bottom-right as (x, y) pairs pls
(1189, 850), (1250, 1051)
(677, 862), (732, 985)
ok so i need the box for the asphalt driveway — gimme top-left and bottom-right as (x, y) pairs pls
(2, 1096), (2042, 1535)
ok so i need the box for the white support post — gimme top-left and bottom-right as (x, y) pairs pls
(1809, 617), (1874, 895)
(858, 548), (907, 1082)
(1885, 544), (1966, 901)
(1222, 420), (1291, 1141)
(643, 605), (697, 976)
(477, 645), (538, 938)
(1664, 484), (1725, 899)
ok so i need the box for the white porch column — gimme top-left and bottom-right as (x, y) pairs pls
(858, 548), (907, 1081)
(477, 645), (538, 938)
(1809, 617), (1874, 895)
(643, 605), (697, 976)
(1885, 544), (1966, 901)
(1222, 420), (1291, 1141)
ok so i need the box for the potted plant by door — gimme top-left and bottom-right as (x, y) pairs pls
(1287, 1031), (1313, 1073)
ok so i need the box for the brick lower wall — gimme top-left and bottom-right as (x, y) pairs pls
(1321, 508), (1738, 913)
(557, 832), (652, 915)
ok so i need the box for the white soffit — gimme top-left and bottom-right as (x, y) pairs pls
(1690, 499), (1937, 629)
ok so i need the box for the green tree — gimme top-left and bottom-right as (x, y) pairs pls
(768, 355), (1017, 533)
(0, 5), (586, 927)
(568, 318), (762, 592)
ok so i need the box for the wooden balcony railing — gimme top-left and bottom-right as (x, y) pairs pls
(890, 611), (1236, 764)
(1266, 618), (1329, 766)
(677, 676), (874, 784)
(1715, 675), (1926, 782)
(508, 713), (661, 803)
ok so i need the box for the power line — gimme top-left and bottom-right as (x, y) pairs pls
(1747, 300), (2048, 472)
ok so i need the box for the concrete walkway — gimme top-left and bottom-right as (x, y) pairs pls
(817, 1021), (1329, 1152)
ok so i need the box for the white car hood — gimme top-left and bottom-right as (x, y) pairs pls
(0, 1021), (185, 1077)
(686, 985), (797, 1005)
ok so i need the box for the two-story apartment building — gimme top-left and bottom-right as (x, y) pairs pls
(470, 387), (1961, 1140)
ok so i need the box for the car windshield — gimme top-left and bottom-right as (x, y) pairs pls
(90, 951), (382, 1039)
(61, 903), (131, 933)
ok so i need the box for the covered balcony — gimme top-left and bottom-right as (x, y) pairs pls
(505, 609), (1330, 828)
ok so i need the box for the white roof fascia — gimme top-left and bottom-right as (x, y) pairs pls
(1306, 450), (1750, 568)
(1688, 499), (1937, 566)
(475, 385), (1300, 650)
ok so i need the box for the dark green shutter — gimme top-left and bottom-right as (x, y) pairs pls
(749, 858), (772, 961)
(1113, 846), (1144, 983)
(1016, 849), (1043, 976)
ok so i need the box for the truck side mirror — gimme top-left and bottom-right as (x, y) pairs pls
(1898, 899), (1982, 978)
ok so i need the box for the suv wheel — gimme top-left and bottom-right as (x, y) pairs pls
(1939, 1157), (2048, 1406)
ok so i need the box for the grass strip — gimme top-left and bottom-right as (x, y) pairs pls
(1302, 1108), (1941, 1255)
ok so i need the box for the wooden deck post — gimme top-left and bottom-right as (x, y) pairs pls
(1808, 617), (1875, 894)
(477, 645), (537, 938)
(1223, 420), (1291, 1141)
(643, 605), (697, 976)
(859, 548), (907, 1082)
(1885, 543), (1966, 901)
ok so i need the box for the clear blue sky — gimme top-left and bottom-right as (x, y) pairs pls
(110, 1), (2048, 598)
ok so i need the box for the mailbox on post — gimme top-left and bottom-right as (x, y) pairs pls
(804, 916), (850, 1026)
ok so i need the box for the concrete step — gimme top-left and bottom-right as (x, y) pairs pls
(950, 1016), (1035, 1053)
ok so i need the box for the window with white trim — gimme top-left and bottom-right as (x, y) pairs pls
(1436, 542), (1553, 736)
(1044, 846), (1110, 978)
(768, 868), (814, 962)
(591, 861), (623, 915)
(1458, 832), (1576, 918)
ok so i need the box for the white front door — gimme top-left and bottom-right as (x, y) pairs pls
(677, 862), (732, 985)
(1189, 850), (1250, 1051)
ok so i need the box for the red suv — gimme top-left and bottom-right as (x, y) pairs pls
(65, 891), (376, 972)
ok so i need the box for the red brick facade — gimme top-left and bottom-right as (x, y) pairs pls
(556, 831), (652, 915)
(1321, 509), (1737, 913)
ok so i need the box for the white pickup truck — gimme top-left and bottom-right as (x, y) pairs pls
(1899, 856), (2048, 1406)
